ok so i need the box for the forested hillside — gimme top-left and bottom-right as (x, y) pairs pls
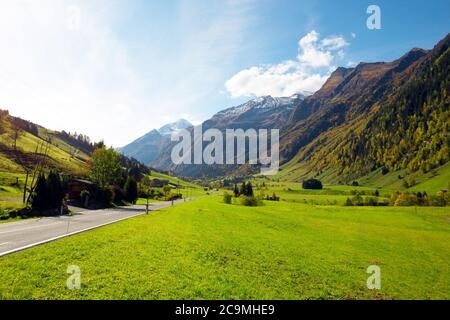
(280, 33), (450, 184)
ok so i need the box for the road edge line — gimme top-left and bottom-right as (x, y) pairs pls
(0, 211), (147, 258)
(0, 197), (200, 258)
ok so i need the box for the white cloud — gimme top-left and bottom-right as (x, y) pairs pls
(351, 32), (357, 39)
(321, 36), (349, 50)
(224, 66), (328, 98)
(0, 0), (255, 147)
(0, 0), (142, 146)
(225, 31), (350, 98)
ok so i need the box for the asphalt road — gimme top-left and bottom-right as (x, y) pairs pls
(0, 198), (195, 257)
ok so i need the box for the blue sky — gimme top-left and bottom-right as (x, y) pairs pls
(0, 0), (449, 147)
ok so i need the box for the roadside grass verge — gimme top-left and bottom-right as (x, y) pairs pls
(0, 197), (449, 299)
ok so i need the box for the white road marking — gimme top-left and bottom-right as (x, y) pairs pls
(0, 198), (199, 257)
(0, 211), (147, 257)
(0, 242), (11, 246)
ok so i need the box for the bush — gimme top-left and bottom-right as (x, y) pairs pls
(429, 191), (449, 206)
(351, 194), (364, 206)
(0, 209), (10, 220)
(345, 198), (353, 206)
(265, 192), (280, 201)
(223, 192), (232, 204)
(163, 185), (172, 195)
(112, 185), (126, 204)
(97, 186), (114, 207)
(394, 193), (419, 206)
(165, 193), (182, 201)
(239, 195), (262, 207)
(302, 179), (323, 190)
(403, 176), (416, 188)
(80, 189), (90, 207)
(365, 197), (378, 206)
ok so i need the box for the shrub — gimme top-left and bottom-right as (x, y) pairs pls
(97, 186), (114, 207)
(265, 192), (280, 201)
(394, 193), (419, 206)
(239, 195), (261, 207)
(80, 189), (90, 207)
(223, 192), (232, 204)
(345, 198), (353, 206)
(403, 176), (416, 189)
(0, 209), (10, 220)
(429, 191), (449, 206)
(302, 179), (323, 190)
(112, 185), (126, 204)
(163, 185), (172, 195)
(165, 193), (182, 201)
(351, 194), (364, 206)
(365, 197), (378, 206)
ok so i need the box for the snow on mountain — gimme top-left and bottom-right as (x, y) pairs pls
(158, 119), (193, 135)
(216, 93), (305, 117)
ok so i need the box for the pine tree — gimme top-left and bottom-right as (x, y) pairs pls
(246, 182), (254, 197)
(31, 174), (48, 211)
(47, 171), (65, 209)
(233, 184), (239, 197)
(240, 182), (246, 196)
(124, 176), (138, 204)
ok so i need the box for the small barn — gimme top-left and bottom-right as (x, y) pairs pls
(149, 179), (169, 188)
(68, 179), (97, 201)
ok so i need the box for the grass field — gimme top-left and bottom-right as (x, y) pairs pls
(0, 130), (89, 175)
(0, 197), (449, 300)
(0, 172), (25, 210)
(274, 157), (450, 194)
(148, 171), (200, 189)
(245, 181), (391, 205)
(0, 128), (90, 210)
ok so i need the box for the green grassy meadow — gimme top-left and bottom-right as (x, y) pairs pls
(0, 172), (26, 210)
(0, 196), (449, 300)
(274, 158), (450, 194)
(0, 130), (89, 174)
(0, 128), (90, 211)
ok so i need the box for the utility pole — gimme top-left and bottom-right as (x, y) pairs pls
(146, 181), (150, 214)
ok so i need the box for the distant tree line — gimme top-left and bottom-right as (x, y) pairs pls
(57, 131), (97, 155)
(345, 190), (449, 207)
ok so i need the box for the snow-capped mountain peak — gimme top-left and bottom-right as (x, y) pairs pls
(158, 119), (193, 135)
(217, 93), (305, 117)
